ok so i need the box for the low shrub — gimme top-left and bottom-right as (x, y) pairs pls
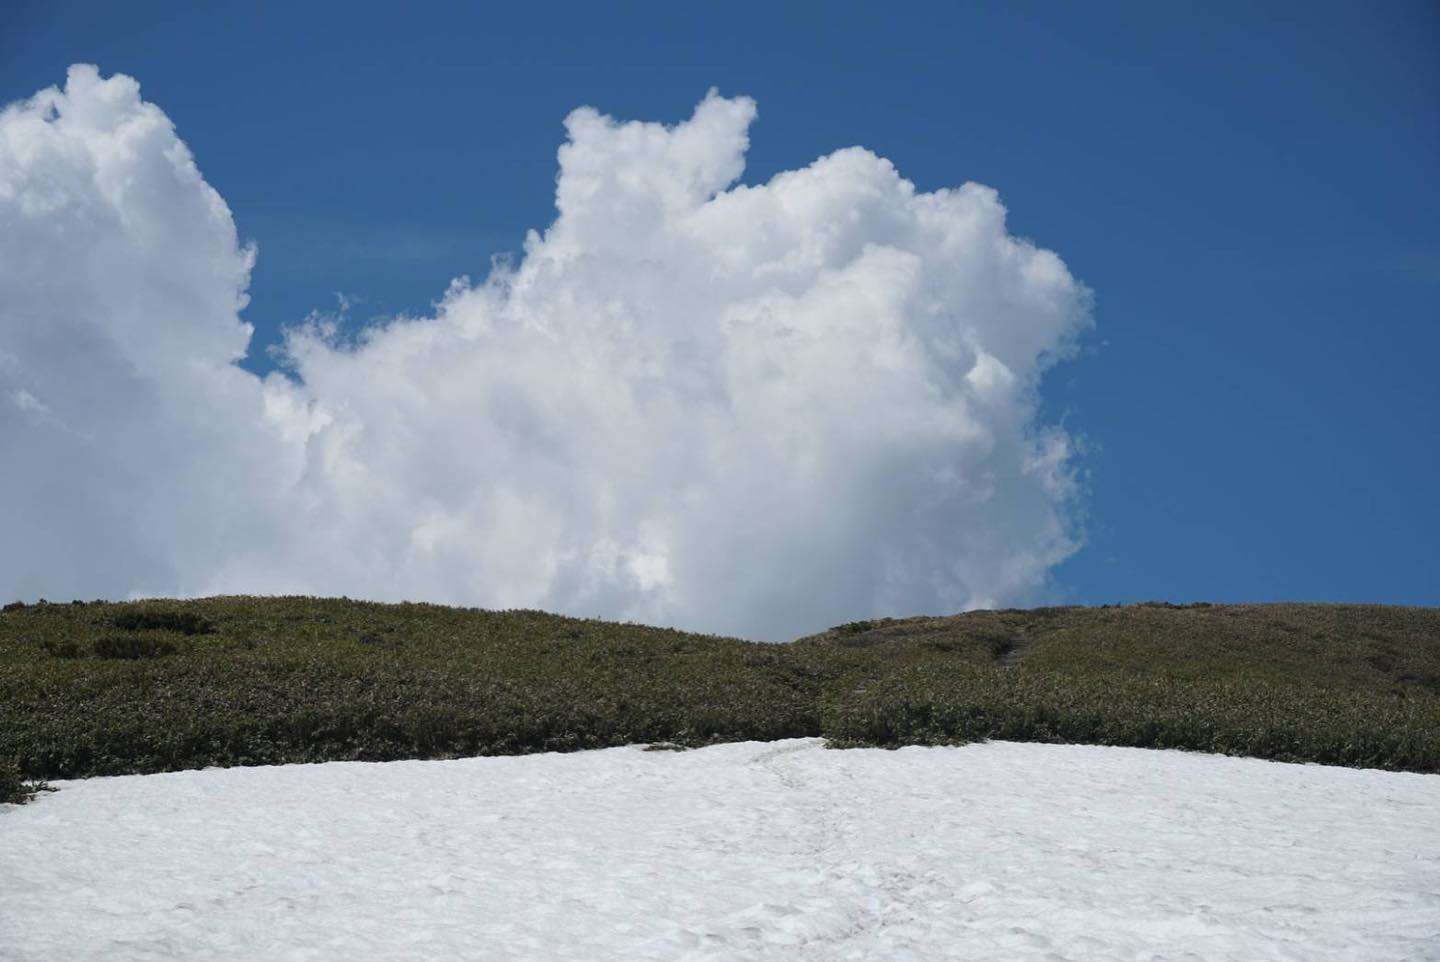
(0, 756), (48, 805)
(90, 635), (183, 660)
(41, 636), (183, 659)
(821, 663), (1440, 771)
(1, 597), (1435, 781)
(40, 638), (85, 658)
(112, 610), (215, 636)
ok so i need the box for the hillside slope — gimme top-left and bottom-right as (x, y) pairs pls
(1, 598), (1436, 785)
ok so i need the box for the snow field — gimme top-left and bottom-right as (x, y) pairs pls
(2, 739), (1437, 960)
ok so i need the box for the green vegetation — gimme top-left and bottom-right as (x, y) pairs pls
(1, 598), (1436, 797)
(1, 756), (48, 805)
(814, 604), (1440, 772)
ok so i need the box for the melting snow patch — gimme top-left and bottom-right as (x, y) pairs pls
(2, 739), (1437, 960)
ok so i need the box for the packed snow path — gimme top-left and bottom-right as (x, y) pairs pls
(3, 740), (1438, 961)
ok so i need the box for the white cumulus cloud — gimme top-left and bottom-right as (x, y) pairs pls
(0, 66), (1090, 640)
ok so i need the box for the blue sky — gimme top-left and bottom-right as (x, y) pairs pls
(3, 0), (1437, 616)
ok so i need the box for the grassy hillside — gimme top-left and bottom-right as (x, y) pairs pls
(2, 597), (1436, 799)
(804, 604), (1439, 770)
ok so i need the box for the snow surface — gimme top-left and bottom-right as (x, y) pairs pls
(2, 739), (1437, 961)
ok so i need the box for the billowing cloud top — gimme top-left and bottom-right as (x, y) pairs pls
(1, 67), (1089, 640)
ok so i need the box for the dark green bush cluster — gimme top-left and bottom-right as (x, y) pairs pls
(0, 756), (48, 805)
(112, 609), (215, 635)
(90, 635), (184, 659)
(0, 597), (1436, 781)
(39, 638), (85, 659)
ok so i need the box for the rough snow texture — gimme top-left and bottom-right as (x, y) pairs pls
(3, 740), (1437, 961)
